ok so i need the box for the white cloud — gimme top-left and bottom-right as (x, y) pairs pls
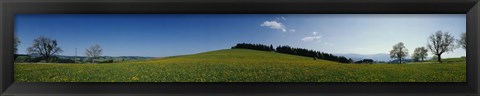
(301, 36), (322, 42)
(260, 20), (287, 32)
(302, 32), (322, 42)
(289, 29), (296, 32)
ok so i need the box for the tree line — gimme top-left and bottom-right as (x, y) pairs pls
(389, 31), (466, 63)
(230, 43), (274, 52)
(14, 35), (104, 63)
(231, 43), (352, 63)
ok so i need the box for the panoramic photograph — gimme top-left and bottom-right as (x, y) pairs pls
(14, 14), (466, 82)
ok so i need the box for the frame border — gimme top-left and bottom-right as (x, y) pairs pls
(1, 0), (479, 96)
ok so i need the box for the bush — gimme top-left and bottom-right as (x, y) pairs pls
(15, 55), (31, 62)
(354, 59), (374, 64)
(27, 57), (43, 63)
(56, 59), (76, 63)
(100, 60), (114, 63)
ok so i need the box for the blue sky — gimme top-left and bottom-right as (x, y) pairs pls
(15, 14), (466, 58)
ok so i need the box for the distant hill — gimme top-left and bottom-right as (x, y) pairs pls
(388, 58), (414, 63)
(335, 53), (438, 63)
(17, 53), (154, 61)
(334, 53), (393, 62)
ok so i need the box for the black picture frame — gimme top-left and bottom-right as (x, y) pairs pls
(1, 0), (479, 96)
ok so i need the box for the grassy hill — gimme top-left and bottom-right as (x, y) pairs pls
(15, 49), (466, 82)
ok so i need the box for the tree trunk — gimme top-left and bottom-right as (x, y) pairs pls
(399, 57), (402, 64)
(45, 56), (49, 63)
(437, 54), (442, 63)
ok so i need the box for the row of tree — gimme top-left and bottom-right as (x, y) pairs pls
(389, 31), (466, 63)
(231, 43), (352, 63)
(354, 59), (374, 64)
(14, 36), (104, 63)
(230, 43), (274, 52)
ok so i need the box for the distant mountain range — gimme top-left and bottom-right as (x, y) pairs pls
(19, 53), (155, 60)
(335, 53), (436, 62)
(334, 53), (396, 62)
(21, 52), (435, 63)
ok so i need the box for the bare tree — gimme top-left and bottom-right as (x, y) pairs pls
(85, 44), (102, 63)
(427, 31), (455, 62)
(458, 32), (466, 50)
(390, 42), (408, 64)
(27, 36), (63, 63)
(14, 33), (20, 54)
(14, 33), (21, 60)
(412, 47), (428, 61)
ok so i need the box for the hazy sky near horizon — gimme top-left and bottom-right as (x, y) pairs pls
(15, 14), (466, 58)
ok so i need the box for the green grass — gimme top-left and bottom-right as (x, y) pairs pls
(15, 49), (466, 82)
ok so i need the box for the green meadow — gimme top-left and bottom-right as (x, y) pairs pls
(15, 49), (466, 82)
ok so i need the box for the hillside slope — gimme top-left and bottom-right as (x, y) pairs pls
(146, 49), (340, 65)
(15, 49), (466, 82)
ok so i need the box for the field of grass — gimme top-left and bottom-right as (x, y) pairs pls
(15, 49), (466, 82)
